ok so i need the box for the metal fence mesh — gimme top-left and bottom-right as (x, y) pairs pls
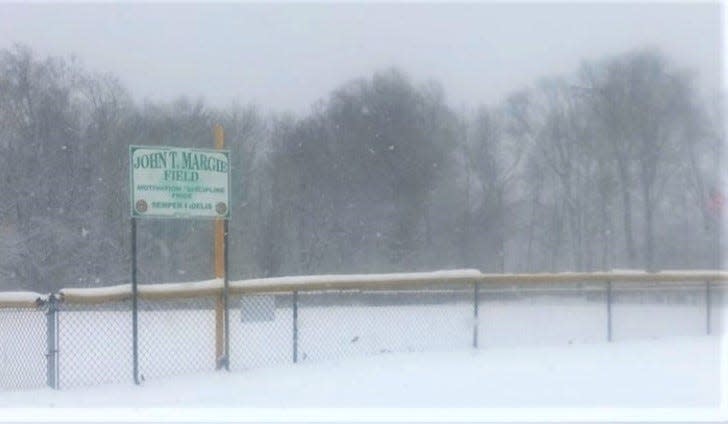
(477, 281), (724, 347)
(229, 293), (293, 371)
(58, 301), (132, 389)
(478, 281), (609, 347)
(0, 278), (725, 392)
(611, 280), (723, 340)
(296, 284), (473, 363)
(0, 307), (46, 390)
(138, 296), (218, 381)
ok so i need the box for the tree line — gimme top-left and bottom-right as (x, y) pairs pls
(0, 44), (722, 291)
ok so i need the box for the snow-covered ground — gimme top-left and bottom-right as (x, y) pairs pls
(0, 336), (724, 421)
(1, 288), (724, 391)
(1, 286), (726, 422)
(2, 282), (726, 422)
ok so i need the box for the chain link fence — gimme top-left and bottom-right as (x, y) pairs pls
(229, 292), (293, 371)
(295, 285), (474, 363)
(611, 280), (722, 340)
(138, 296), (218, 382)
(0, 273), (725, 392)
(0, 305), (46, 390)
(57, 300), (132, 389)
(477, 280), (724, 347)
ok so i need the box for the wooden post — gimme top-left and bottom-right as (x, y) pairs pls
(214, 124), (227, 369)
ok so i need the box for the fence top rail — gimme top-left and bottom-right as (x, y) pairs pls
(58, 279), (223, 304)
(51, 269), (728, 305)
(231, 269), (483, 294)
(0, 291), (47, 309)
(230, 270), (728, 294)
(476, 270), (728, 284)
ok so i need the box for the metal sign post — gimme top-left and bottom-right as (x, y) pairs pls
(131, 217), (139, 385)
(129, 141), (231, 384)
(212, 125), (230, 370)
(223, 218), (229, 370)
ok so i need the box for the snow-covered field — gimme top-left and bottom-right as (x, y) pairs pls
(0, 336), (722, 418)
(1, 285), (726, 424)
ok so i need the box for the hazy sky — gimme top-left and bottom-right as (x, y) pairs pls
(0, 2), (723, 115)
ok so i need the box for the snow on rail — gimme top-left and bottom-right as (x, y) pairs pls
(59, 284), (132, 304)
(231, 269), (483, 293)
(59, 279), (224, 304)
(477, 270), (728, 283)
(51, 269), (728, 304)
(140, 278), (223, 300)
(0, 291), (47, 308)
(58, 271), (481, 303)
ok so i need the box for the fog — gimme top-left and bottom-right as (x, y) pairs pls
(0, 3), (724, 291)
(0, 3), (722, 114)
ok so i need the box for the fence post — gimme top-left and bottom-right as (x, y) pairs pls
(45, 294), (59, 390)
(606, 280), (612, 342)
(213, 123), (229, 371)
(215, 297), (225, 369)
(705, 280), (711, 335)
(131, 217), (140, 385)
(223, 219), (230, 371)
(292, 291), (299, 363)
(472, 282), (479, 349)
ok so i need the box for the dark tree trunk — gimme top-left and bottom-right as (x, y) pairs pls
(643, 181), (656, 271)
(616, 160), (637, 268)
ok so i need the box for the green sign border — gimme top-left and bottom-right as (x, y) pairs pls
(129, 145), (231, 220)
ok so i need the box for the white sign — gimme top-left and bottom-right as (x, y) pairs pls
(240, 296), (276, 322)
(130, 145), (230, 219)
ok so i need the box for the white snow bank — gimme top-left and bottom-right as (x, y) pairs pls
(0, 291), (46, 307)
(0, 408), (723, 423)
(0, 336), (721, 416)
